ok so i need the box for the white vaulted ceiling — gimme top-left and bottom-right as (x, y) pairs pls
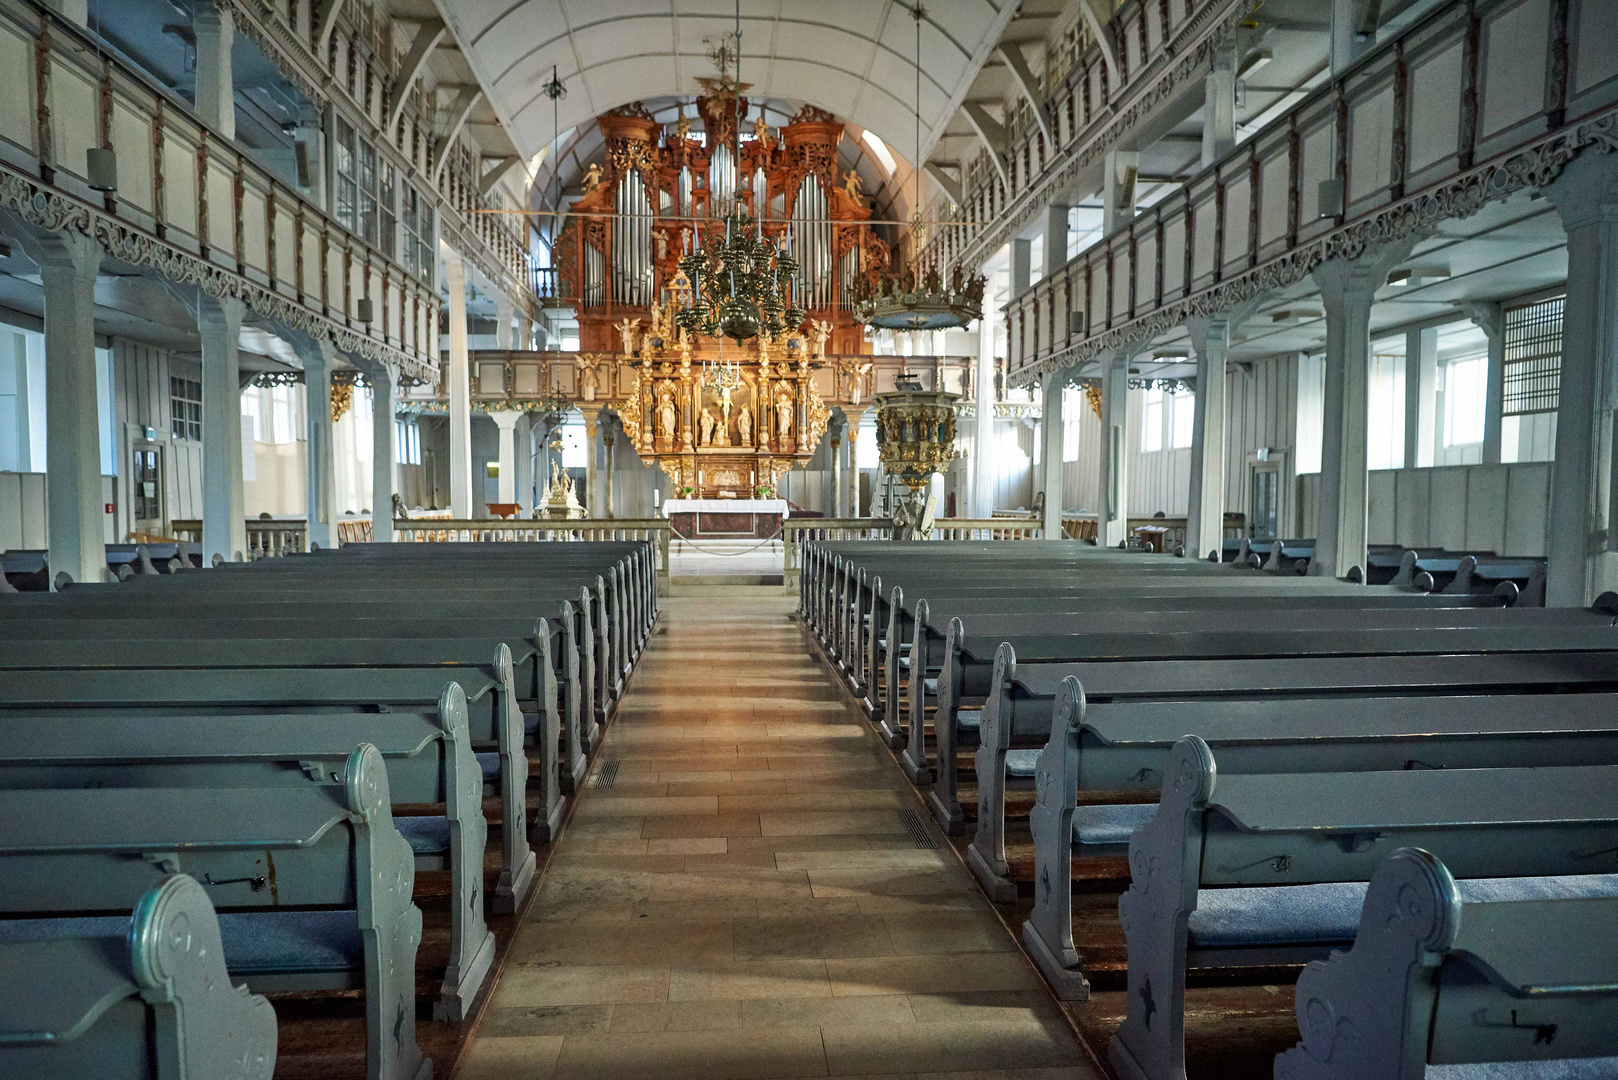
(440, 0), (1019, 163)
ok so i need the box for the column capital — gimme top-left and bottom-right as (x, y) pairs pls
(488, 408), (523, 431)
(1311, 237), (1421, 305)
(29, 229), (103, 280)
(1457, 300), (1503, 342)
(1543, 148), (1618, 232)
(197, 293), (247, 335)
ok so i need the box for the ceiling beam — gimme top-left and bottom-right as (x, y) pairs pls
(386, 19), (448, 134)
(996, 43), (1051, 144)
(479, 155), (522, 197)
(925, 162), (963, 205)
(316, 0), (345, 57)
(960, 101), (1009, 187)
(433, 85), (484, 187)
(1076, 0), (1122, 84)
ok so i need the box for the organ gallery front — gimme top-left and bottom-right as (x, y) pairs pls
(549, 80), (893, 496)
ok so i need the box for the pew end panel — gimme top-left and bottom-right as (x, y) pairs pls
(0, 874), (278, 1080)
(430, 682), (497, 1022)
(900, 599), (934, 787)
(1274, 848), (1618, 1080)
(346, 743), (433, 1080)
(521, 632), (566, 851)
(965, 642), (1021, 902)
(926, 617), (970, 835)
(1022, 675), (1094, 1001)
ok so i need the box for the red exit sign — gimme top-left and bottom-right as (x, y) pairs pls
(105, 503), (114, 513)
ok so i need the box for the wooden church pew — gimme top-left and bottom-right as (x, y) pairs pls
(0, 647), (544, 907)
(0, 874), (277, 1079)
(0, 682), (495, 1021)
(0, 744), (432, 1080)
(1020, 676), (1618, 1000)
(1103, 739), (1618, 1080)
(1272, 847), (1618, 1080)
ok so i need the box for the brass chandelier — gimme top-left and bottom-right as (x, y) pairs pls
(853, 4), (984, 333)
(672, 0), (805, 345)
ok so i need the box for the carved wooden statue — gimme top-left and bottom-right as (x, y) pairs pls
(656, 385), (678, 443)
(615, 317), (641, 356)
(575, 355), (600, 401)
(737, 400), (753, 446)
(775, 389), (794, 441)
(698, 407), (717, 446)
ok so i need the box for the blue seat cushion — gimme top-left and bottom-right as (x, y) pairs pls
(1189, 881), (1369, 947)
(522, 712), (541, 735)
(0, 915), (127, 941)
(476, 752), (502, 782)
(1429, 1057), (1618, 1080)
(924, 678), (939, 696)
(898, 657), (911, 671)
(958, 709), (982, 730)
(1070, 803), (1156, 846)
(216, 910), (362, 974)
(1189, 874), (1618, 949)
(394, 814), (452, 855)
(1006, 749), (1040, 777)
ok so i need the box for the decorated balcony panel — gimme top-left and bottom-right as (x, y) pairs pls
(928, 0), (1261, 275)
(0, 0), (439, 381)
(1007, 0), (1618, 384)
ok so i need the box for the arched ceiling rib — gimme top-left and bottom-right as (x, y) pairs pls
(437, 0), (1018, 166)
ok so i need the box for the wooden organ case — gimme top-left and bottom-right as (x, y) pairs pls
(553, 88), (892, 497)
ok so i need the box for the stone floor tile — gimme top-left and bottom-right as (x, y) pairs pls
(667, 958), (833, 1000)
(455, 1034), (565, 1080)
(822, 1019), (1082, 1076)
(880, 912), (1020, 956)
(731, 913), (895, 959)
(825, 955), (1044, 997)
(738, 994), (915, 1030)
(477, 1004), (614, 1038)
(807, 868), (976, 899)
(641, 812), (763, 839)
(647, 836), (729, 855)
(759, 810), (907, 836)
(506, 919), (732, 965)
(492, 964), (672, 1008)
(550, 1026), (828, 1080)
(607, 999), (742, 1033)
(574, 795), (720, 818)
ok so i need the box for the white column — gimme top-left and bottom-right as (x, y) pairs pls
(199, 294), (247, 564)
(1040, 370), (1065, 538)
(1330, 0), (1371, 76)
(1103, 150), (1139, 237)
(1010, 238), (1031, 295)
(300, 337), (337, 549)
(1464, 302), (1506, 464)
(831, 430), (844, 518)
(1185, 317), (1229, 558)
(1045, 205), (1069, 278)
(1310, 258), (1383, 580)
(582, 408), (599, 517)
(1099, 351), (1131, 546)
(371, 364), (395, 541)
(972, 269), (999, 515)
(193, 1), (236, 140)
(495, 297), (515, 349)
(445, 251), (473, 518)
(1403, 326), (1438, 470)
(603, 429), (616, 518)
(43, 0), (87, 25)
(38, 231), (104, 586)
(292, 118), (325, 209)
(516, 313), (534, 352)
(1543, 151), (1618, 606)
(1202, 43), (1236, 168)
(491, 410), (520, 504)
(513, 413), (534, 513)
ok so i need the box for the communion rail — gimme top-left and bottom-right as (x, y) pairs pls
(392, 518), (672, 592)
(782, 518), (1046, 573)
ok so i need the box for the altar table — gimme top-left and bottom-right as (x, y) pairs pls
(663, 499), (789, 540)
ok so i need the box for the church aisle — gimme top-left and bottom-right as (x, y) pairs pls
(456, 591), (1098, 1080)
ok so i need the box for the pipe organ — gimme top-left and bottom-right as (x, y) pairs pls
(556, 90), (888, 356)
(552, 88), (896, 499)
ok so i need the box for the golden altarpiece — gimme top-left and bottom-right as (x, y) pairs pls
(549, 84), (892, 497)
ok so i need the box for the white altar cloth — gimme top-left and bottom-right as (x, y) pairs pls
(662, 499), (790, 517)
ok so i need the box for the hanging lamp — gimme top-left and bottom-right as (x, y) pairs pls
(673, 0), (803, 344)
(853, 4), (984, 333)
